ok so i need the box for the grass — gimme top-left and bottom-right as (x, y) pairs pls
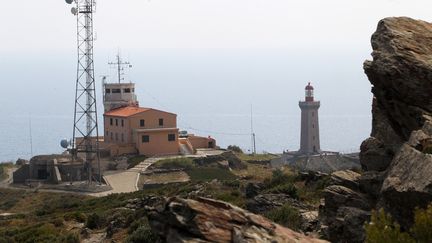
(187, 167), (237, 182)
(153, 158), (238, 182)
(236, 153), (277, 162)
(232, 162), (273, 181)
(127, 155), (147, 169)
(265, 203), (302, 231)
(153, 158), (194, 170)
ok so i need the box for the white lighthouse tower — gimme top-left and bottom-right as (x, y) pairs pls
(299, 82), (321, 154)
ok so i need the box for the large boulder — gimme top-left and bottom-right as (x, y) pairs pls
(146, 197), (328, 243)
(321, 17), (432, 242)
(381, 120), (432, 227)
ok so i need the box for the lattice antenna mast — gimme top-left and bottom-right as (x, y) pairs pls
(108, 53), (131, 83)
(66, 0), (100, 185)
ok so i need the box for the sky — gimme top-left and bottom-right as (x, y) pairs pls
(0, 0), (431, 158)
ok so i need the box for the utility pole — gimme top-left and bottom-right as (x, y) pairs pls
(250, 105), (257, 155)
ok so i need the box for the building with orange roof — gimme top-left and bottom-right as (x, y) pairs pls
(102, 82), (216, 157)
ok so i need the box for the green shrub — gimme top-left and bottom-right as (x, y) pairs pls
(60, 233), (80, 243)
(187, 167), (237, 182)
(214, 190), (245, 208)
(266, 183), (298, 199)
(126, 226), (161, 243)
(155, 158), (194, 170)
(64, 212), (86, 223)
(227, 145), (243, 154)
(265, 204), (302, 230)
(86, 212), (103, 229)
(412, 204), (432, 242)
(51, 218), (64, 227)
(365, 209), (415, 243)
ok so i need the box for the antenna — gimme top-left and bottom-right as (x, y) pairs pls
(65, 0), (101, 185)
(250, 104), (257, 155)
(108, 52), (131, 84)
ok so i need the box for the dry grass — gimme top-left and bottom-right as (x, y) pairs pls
(232, 162), (273, 181)
(138, 172), (190, 189)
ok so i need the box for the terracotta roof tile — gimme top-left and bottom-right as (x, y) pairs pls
(104, 106), (151, 117)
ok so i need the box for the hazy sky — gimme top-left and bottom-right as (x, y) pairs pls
(1, 0), (431, 52)
(1, 0), (431, 158)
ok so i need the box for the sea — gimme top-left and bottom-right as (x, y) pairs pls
(0, 48), (373, 162)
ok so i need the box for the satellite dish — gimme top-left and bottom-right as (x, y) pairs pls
(71, 7), (78, 15)
(60, 139), (70, 149)
(65, 0), (73, 4)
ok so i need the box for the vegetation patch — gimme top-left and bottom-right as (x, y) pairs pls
(265, 203), (302, 231)
(262, 169), (299, 199)
(187, 167), (237, 182)
(127, 155), (147, 169)
(153, 158), (194, 170)
(365, 204), (432, 243)
(236, 153), (277, 162)
(227, 145), (243, 154)
(0, 163), (13, 181)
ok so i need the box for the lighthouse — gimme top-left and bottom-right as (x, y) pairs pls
(299, 82), (321, 154)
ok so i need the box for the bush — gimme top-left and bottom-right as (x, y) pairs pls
(365, 209), (414, 243)
(227, 145), (243, 154)
(126, 226), (161, 243)
(60, 233), (80, 243)
(187, 167), (237, 182)
(86, 212), (103, 229)
(64, 212), (86, 223)
(265, 204), (302, 230)
(412, 204), (432, 242)
(266, 183), (298, 199)
(263, 169), (299, 198)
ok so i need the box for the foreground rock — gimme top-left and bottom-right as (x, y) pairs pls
(147, 197), (328, 243)
(321, 17), (432, 242)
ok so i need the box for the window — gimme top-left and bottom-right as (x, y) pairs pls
(121, 119), (124, 127)
(168, 134), (176, 142)
(115, 133), (118, 141)
(105, 89), (111, 93)
(115, 119), (118, 126)
(110, 132), (113, 140)
(159, 118), (164, 126)
(121, 133), (124, 142)
(112, 89), (121, 93)
(110, 118), (113, 126)
(140, 119), (145, 127)
(312, 124), (315, 128)
(124, 88), (131, 93)
(106, 130), (109, 136)
(142, 135), (150, 143)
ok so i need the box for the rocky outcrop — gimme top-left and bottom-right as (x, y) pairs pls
(321, 17), (432, 242)
(146, 196), (328, 243)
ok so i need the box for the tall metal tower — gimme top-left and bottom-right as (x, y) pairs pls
(66, 0), (100, 184)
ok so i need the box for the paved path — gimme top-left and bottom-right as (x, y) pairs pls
(90, 156), (179, 197)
